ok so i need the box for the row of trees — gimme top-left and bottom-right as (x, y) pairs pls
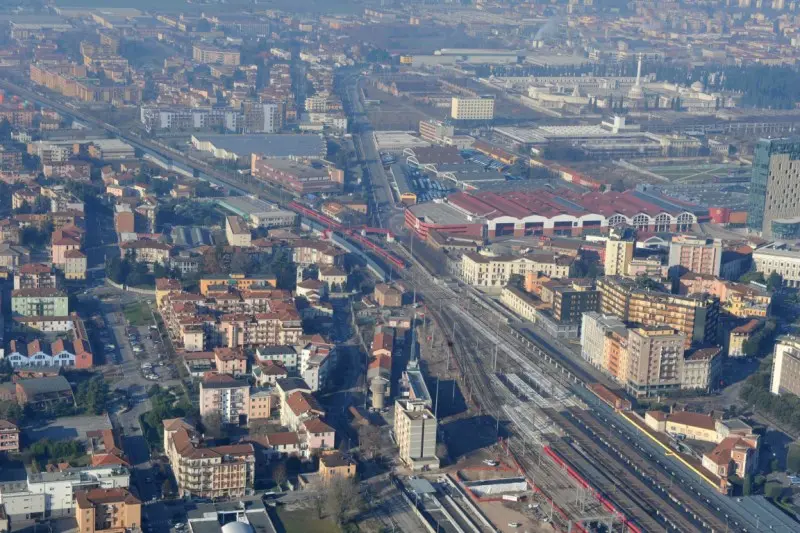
(141, 385), (197, 452)
(739, 358), (800, 434)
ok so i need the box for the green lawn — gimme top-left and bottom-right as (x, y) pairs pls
(274, 508), (341, 533)
(123, 301), (153, 326)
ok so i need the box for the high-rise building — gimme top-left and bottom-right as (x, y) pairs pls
(394, 399), (439, 471)
(626, 325), (685, 397)
(771, 336), (800, 396)
(419, 119), (454, 144)
(597, 277), (719, 347)
(451, 96), (495, 120)
(748, 137), (800, 238)
(605, 229), (634, 276)
(668, 235), (722, 277)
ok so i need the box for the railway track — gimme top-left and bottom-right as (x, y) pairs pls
(561, 407), (731, 532)
(545, 408), (703, 532)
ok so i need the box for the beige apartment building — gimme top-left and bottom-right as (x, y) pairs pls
(597, 277), (719, 348)
(75, 488), (141, 533)
(0, 419), (20, 453)
(683, 346), (722, 392)
(605, 232), (634, 276)
(451, 96), (495, 120)
(771, 335), (800, 396)
(226, 215), (252, 247)
(163, 418), (255, 499)
(626, 325), (685, 397)
(668, 235), (722, 277)
(460, 251), (572, 287)
(394, 399), (439, 471)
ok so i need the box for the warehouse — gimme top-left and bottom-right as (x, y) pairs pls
(191, 134), (327, 161)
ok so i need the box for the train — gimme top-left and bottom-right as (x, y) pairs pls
(287, 200), (406, 269)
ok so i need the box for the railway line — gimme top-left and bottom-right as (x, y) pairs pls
(545, 408), (705, 533)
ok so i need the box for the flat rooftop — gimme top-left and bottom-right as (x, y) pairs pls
(407, 202), (475, 225)
(194, 134), (326, 158)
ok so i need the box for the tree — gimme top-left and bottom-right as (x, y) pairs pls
(230, 251), (252, 275)
(358, 425), (381, 460)
(202, 412), (224, 439)
(162, 478), (174, 499)
(0, 118), (11, 141)
(325, 477), (363, 525)
(767, 272), (783, 292)
(272, 462), (287, 489)
(788, 444), (800, 473)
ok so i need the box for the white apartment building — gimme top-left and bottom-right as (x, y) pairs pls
(771, 336), (800, 396)
(0, 465), (129, 520)
(753, 242), (800, 287)
(460, 251), (572, 287)
(580, 312), (628, 369)
(225, 215), (252, 247)
(451, 96), (495, 120)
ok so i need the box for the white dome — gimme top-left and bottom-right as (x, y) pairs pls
(221, 522), (253, 533)
(690, 81), (705, 92)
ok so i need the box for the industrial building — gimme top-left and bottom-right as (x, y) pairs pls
(192, 134), (327, 161)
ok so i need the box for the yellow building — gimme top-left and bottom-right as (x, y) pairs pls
(199, 274), (277, 296)
(63, 249), (87, 280)
(75, 488), (141, 533)
(605, 232), (634, 276)
(728, 319), (762, 357)
(319, 451), (357, 483)
(644, 411), (719, 442)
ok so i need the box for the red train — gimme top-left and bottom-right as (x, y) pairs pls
(287, 201), (405, 269)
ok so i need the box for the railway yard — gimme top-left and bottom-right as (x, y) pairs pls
(390, 240), (766, 533)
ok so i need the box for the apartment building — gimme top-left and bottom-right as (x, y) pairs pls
(679, 273), (770, 318)
(580, 312), (629, 373)
(683, 346), (722, 392)
(728, 319), (762, 357)
(0, 465), (130, 521)
(113, 204), (134, 234)
(218, 311), (302, 348)
(419, 119), (455, 145)
(290, 240), (345, 267)
(319, 452), (357, 483)
(771, 335), (800, 396)
(626, 326), (685, 397)
(11, 288), (69, 317)
(604, 229), (634, 276)
(394, 399), (439, 471)
(451, 96), (495, 120)
(597, 277), (719, 347)
(374, 283), (403, 307)
(668, 235), (722, 277)
(14, 263), (57, 290)
(748, 137), (800, 238)
(75, 488), (140, 533)
(460, 251), (573, 287)
(118, 240), (172, 270)
(225, 216), (252, 247)
(0, 420), (20, 453)
(192, 44), (241, 65)
(551, 282), (601, 324)
(199, 373), (251, 426)
(64, 250), (87, 280)
(163, 418), (255, 499)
